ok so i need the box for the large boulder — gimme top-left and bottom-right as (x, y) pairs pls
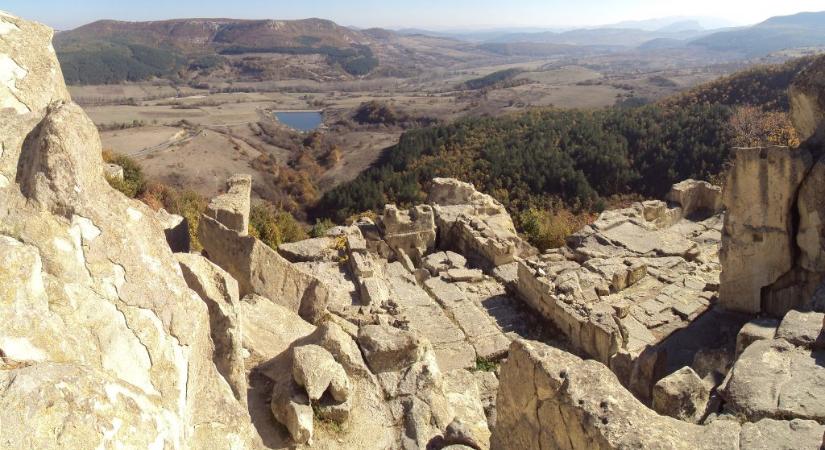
(382, 204), (437, 261)
(719, 146), (813, 313)
(292, 344), (350, 402)
(491, 340), (741, 450)
(357, 323), (427, 373)
(723, 338), (825, 422)
(0, 12), (259, 449)
(652, 366), (710, 424)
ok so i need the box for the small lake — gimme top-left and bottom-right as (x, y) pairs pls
(274, 111), (323, 132)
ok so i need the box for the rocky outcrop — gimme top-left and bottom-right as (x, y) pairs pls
(515, 191), (723, 400)
(206, 174), (251, 235)
(198, 179), (330, 321)
(666, 179), (723, 219)
(491, 340), (741, 450)
(428, 178), (527, 268)
(382, 204), (437, 262)
(176, 253), (247, 404)
(492, 339), (825, 450)
(719, 146), (816, 314)
(790, 56), (825, 146)
(0, 12), (259, 449)
(723, 338), (825, 423)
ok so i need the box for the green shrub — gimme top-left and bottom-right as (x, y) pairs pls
(519, 207), (586, 251)
(102, 150), (146, 198)
(249, 204), (309, 248)
(309, 218), (336, 238)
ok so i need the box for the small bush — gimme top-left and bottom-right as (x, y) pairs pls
(102, 150), (146, 198)
(249, 203), (309, 249)
(309, 218), (336, 238)
(519, 207), (588, 251)
(140, 182), (208, 251)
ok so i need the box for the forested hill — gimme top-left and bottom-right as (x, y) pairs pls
(662, 55), (821, 112)
(315, 54), (824, 229)
(314, 104), (733, 222)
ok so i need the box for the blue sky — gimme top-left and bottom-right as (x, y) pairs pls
(2, 0), (823, 30)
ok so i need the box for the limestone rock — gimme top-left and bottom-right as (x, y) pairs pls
(724, 339), (825, 422)
(278, 236), (337, 263)
(206, 174), (251, 235)
(103, 162), (124, 180)
(652, 366), (710, 423)
(292, 344), (350, 402)
(739, 418), (825, 450)
(775, 310), (825, 349)
(491, 340), (741, 450)
(382, 204), (436, 261)
(736, 318), (779, 357)
(271, 380), (314, 445)
(0, 363), (180, 449)
(156, 208), (189, 253)
(358, 324), (425, 373)
(199, 212), (329, 321)
(719, 146), (814, 313)
(240, 294), (315, 365)
(666, 179), (723, 218)
(177, 253), (247, 404)
(796, 155), (825, 273)
(0, 13), (260, 448)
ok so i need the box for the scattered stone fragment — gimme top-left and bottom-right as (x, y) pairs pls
(652, 366), (710, 423)
(271, 380), (314, 445)
(357, 324), (425, 373)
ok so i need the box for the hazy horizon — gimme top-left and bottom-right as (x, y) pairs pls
(3, 0), (824, 31)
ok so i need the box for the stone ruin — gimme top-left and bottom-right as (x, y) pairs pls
(1, 11), (824, 450)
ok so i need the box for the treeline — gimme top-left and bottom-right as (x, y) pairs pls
(663, 55), (820, 112)
(314, 104), (734, 222)
(58, 42), (184, 84)
(219, 44), (378, 76)
(462, 68), (524, 90)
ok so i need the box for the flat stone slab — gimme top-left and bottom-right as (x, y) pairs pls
(279, 237), (337, 262)
(724, 339), (825, 422)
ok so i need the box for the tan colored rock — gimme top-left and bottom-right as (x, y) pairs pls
(736, 318), (779, 357)
(775, 310), (825, 349)
(491, 340), (740, 450)
(206, 174), (251, 235)
(271, 380), (314, 445)
(292, 344), (350, 402)
(176, 253), (247, 404)
(667, 179), (723, 218)
(103, 162), (124, 180)
(652, 366), (710, 423)
(239, 294), (315, 365)
(382, 204), (437, 261)
(278, 236), (337, 263)
(720, 146), (814, 313)
(156, 208), (189, 253)
(796, 155), (825, 273)
(0, 13), (260, 448)
(357, 324), (426, 373)
(724, 339), (825, 422)
(739, 418), (825, 450)
(0, 363), (182, 449)
(199, 212), (329, 321)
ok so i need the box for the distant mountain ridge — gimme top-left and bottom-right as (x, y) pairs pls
(690, 11), (825, 56)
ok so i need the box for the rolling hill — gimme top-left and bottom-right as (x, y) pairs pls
(690, 11), (825, 56)
(55, 18), (385, 84)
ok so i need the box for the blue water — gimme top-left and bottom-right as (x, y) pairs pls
(274, 111), (323, 131)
